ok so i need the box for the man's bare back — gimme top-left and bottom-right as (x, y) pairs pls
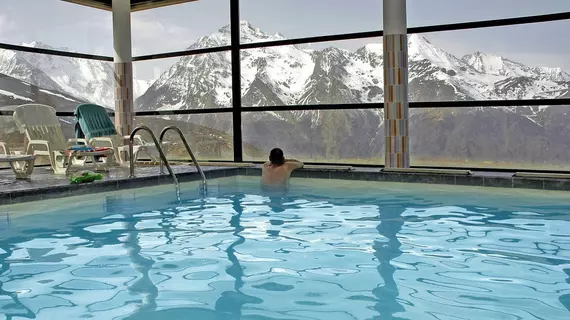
(261, 148), (303, 188)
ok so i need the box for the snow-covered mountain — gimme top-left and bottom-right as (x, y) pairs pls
(137, 22), (569, 113)
(0, 42), (115, 107)
(0, 42), (154, 108)
(0, 73), (85, 110)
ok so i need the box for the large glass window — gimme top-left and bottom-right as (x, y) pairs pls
(408, 0), (570, 27)
(2, 0), (567, 171)
(242, 109), (384, 164)
(1, 0), (113, 56)
(409, 106), (570, 171)
(131, 0), (230, 56)
(240, 0), (382, 44)
(241, 38), (383, 107)
(134, 52), (232, 111)
(408, 20), (570, 102)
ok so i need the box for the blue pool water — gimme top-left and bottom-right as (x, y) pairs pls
(1, 177), (570, 319)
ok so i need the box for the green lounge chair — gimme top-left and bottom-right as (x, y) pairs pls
(74, 104), (163, 165)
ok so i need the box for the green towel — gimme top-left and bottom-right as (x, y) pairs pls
(69, 170), (103, 184)
(74, 104), (117, 141)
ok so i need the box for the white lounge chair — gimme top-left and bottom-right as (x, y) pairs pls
(12, 104), (114, 175)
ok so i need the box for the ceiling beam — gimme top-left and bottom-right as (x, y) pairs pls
(60, 0), (198, 12)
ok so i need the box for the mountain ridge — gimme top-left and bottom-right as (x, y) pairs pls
(137, 21), (569, 115)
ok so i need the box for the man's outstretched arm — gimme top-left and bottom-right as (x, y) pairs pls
(286, 159), (304, 170)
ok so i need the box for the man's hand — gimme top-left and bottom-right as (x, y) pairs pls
(286, 159), (304, 170)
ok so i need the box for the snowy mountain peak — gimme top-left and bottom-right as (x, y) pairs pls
(320, 46), (349, 55)
(359, 43), (383, 55)
(239, 20), (285, 43)
(460, 51), (570, 82)
(461, 51), (521, 76)
(191, 20), (284, 50)
(21, 41), (74, 53)
(407, 34), (462, 69)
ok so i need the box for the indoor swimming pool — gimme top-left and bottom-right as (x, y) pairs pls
(1, 177), (569, 319)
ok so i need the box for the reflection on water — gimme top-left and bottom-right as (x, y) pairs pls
(373, 206), (405, 319)
(1, 182), (570, 319)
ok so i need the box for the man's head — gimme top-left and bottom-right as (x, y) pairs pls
(269, 148), (285, 165)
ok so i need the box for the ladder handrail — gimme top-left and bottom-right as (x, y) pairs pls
(129, 126), (180, 196)
(159, 126), (207, 189)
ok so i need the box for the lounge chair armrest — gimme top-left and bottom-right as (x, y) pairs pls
(123, 135), (145, 145)
(89, 137), (116, 148)
(27, 140), (51, 153)
(28, 140), (51, 147)
(67, 138), (88, 146)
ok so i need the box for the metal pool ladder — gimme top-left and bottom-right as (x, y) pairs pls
(129, 126), (180, 198)
(159, 125), (207, 192)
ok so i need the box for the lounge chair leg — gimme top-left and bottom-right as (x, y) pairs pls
(105, 153), (118, 167)
(133, 149), (141, 163)
(60, 153), (74, 175)
(9, 159), (34, 180)
(93, 156), (108, 172)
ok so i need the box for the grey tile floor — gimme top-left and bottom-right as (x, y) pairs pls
(0, 164), (234, 205)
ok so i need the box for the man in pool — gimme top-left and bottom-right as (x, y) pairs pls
(261, 148), (304, 190)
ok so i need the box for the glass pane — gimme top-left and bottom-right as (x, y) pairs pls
(241, 37), (383, 107)
(134, 51), (232, 110)
(410, 106), (570, 171)
(1, 0), (113, 56)
(0, 49), (114, 108)
(131, 0), (230, 56)
(134, 113), (233, 161)
(409, 20), (570, 102)
(242, 110), (384, 164)
(408, 0), (570, 27)
(240, 0), (382, 44)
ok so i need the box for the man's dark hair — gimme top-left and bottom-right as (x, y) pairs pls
(269, 148), (285, 165)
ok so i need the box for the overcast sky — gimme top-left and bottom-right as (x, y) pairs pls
(1, 0), (569, 80)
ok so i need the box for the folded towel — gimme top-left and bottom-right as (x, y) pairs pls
(67, 145), (93, 151)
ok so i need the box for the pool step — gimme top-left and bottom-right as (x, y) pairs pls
(382, 168), (473, 176)
(514, 172), (570, 179)
(303, 165), (353, 171)
(196, 162), (255, 167)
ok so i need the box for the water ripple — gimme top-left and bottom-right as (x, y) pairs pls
(1, 180), (570, 319)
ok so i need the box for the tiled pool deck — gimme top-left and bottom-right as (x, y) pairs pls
(1, 164), (569, 205)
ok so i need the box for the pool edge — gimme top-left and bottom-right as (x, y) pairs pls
(2, 167), (570, 205)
